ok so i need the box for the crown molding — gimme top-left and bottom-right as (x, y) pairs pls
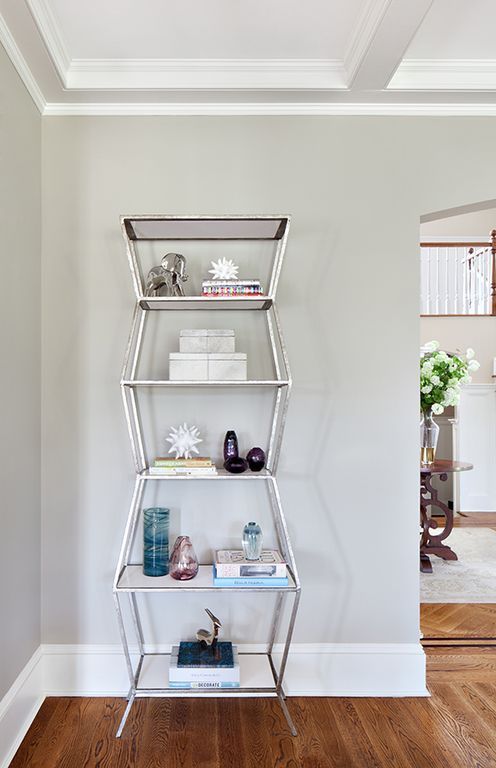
(343, 0), (391, 85)
(0, 11), (45, 112)
(42, 101), (496, 117)
(389, 59), (496, 90)
(25, 0), (70, 84)
(65, 58), (347, 90)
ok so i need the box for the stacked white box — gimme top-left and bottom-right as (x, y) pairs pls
(179, 329), (235, 353)
(169, 329), (247, 380)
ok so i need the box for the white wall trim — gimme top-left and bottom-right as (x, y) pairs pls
(0, 11), (46, 113)
(25, 0), (70, 83)
(0, 642), (427, 763)
(42, 101), (496, 116)
(42, 642), (427, 697)
(390, 58), (496, 90)
(0, 648), (44, 768)
(66, 58), (347, 90)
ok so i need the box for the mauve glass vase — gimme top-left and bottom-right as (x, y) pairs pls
(169, 536), (199, 580)
(143, 507), (169, 576)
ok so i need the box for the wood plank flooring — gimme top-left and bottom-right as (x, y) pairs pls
(421, 512), (496, 640)
(10, 648), (496, 768)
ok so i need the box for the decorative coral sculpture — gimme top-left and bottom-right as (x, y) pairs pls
(166, 423), (202, 459)
(209, 257), (239, 281)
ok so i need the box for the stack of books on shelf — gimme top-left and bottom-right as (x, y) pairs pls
(149, 457), (218, 476)
(169, 642), (240, 689)
(202, 280), (264, 297)
(213, 550), (288, 587)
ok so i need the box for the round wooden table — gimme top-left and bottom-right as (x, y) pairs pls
(420, 460), (473, 573)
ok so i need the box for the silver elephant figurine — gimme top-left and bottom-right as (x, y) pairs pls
(145, 252), (188, 297)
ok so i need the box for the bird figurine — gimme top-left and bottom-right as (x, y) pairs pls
(196, 608), (222, 654)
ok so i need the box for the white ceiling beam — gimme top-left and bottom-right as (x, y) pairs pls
(345, 0), (434, 91)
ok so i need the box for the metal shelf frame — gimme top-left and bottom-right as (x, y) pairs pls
(114, 215), (300, 738)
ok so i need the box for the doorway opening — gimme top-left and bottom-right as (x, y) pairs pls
(419, 199), (496, 646)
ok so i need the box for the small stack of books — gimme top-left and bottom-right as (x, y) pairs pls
(169, 642), (240, 688)
(202, 280), (264, 297)
(149, 457), (218, 476)
(213, 549), (288, 587)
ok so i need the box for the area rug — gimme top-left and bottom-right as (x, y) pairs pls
(420, 527), (496, 603)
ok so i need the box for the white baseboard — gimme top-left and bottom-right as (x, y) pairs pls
(0, 648), (44, 768)
(1, 642), (427, 765)
(42, 642), (427, 697)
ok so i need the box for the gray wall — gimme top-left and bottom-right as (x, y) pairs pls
(0, 45), (41, 696)
(41, 116), (496, 647)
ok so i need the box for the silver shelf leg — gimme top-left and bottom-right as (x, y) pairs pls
(277, 689), (298, 737)
(116, 691), (136, 738)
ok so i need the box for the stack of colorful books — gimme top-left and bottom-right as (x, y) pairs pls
(149, 457), (218, 476)
(202, 280), (264, 297)
(213, 549), (288, 587)
(169, 642), (240, 688)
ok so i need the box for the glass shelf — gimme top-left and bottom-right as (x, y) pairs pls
(138, 296), (272, 311)
(123, 216), (288, 241)
(137, 468), (272, 481)
(116, 564), (296, 592)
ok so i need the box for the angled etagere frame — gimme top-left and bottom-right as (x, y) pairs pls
(113, 215), (300, 738)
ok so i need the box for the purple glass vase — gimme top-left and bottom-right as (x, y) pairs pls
(169, 536), (199, 580)
(246, 447), (265, 472)
(223, 430), (239, 462)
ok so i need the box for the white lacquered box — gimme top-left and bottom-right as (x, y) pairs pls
(179, 329), (235, 354)
(169, 352), (247, 380)
(208, 353), (247, 380)
(169, 353), (208, 380)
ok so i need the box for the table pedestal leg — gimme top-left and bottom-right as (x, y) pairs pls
(420, 472), (457, 573)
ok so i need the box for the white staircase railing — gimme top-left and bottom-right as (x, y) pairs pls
(420, 231), (496, 315)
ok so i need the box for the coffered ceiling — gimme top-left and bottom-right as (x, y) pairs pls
(1, 0), (496, 114)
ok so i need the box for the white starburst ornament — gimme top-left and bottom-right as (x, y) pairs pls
(166, 423), (202, 459)
(209, 257), (239, 281)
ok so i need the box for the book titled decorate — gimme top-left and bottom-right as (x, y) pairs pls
(214, 550), (287, 578)
(169, 645), (240, 688)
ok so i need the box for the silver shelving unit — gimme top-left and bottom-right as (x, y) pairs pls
(113, 215), (300, 737)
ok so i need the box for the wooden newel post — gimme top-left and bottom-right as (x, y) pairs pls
(491, 229), (496, 315)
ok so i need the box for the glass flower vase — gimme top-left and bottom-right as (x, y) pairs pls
(420, 409), (440, 466)
(169, 536), (199, 580)
(143, 507), (170, 576)
(242, 522), (263, 561)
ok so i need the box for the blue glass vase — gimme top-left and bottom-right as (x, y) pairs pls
(242, 521), (263, 561)
(143, 507), (170, 576)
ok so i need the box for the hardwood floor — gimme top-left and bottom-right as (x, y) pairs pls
(10, 649), (496, 768)
(421, 513), (496, 641)
(421, 604), (496, 641)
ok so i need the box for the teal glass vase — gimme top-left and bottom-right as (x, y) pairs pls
(143, 507), (170, 576)
(242, 521), (263, 561)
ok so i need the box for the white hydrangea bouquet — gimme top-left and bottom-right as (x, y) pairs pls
(420, 340), (480, 416)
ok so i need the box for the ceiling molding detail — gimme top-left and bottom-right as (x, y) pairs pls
(0, 10), (45, 111)
(66, 58), (347, 91)
(25, 0), (69, 83)
(43, 101), (496, 117)
(389, 59), (496, 90)
(343, 0), (391, 84)
(345, 0), (434, 90)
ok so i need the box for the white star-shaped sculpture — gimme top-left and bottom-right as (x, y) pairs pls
(166, 423), (202, 459)
(209, 257), (239, 281)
